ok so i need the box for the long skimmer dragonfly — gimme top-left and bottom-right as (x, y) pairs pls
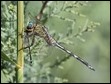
(24, 21), (95, 71)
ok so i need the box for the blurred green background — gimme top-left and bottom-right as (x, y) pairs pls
(1, 1), (110, 83)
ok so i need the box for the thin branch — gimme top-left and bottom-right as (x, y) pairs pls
(36, 1), (49, 20)
(50, 56), (70, 68)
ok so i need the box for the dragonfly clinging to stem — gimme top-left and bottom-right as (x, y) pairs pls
(24, 20), (95, 71)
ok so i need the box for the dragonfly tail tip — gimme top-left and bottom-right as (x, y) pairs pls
(89, 66), (95, 71)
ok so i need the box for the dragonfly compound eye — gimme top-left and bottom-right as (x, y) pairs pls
(27, 21), (33, 29)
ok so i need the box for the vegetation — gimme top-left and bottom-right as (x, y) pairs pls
(1, 1), (110, 83)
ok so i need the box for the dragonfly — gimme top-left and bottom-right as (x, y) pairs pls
(24, 20), (95, 71)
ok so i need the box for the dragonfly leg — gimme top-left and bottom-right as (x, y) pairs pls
(23, 33), (35, 49)
(23, 33), (35, 65)
(26, 34), (33, 65)
(18, 33), (35, 52)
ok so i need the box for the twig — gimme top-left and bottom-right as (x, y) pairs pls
(50, 56), (70, 68)
(36, 1), (48, 20)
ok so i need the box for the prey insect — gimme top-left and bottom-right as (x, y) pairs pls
(24, 21), (95, 71)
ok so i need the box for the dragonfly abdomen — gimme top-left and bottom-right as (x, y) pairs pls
(54, 42), (95, 71)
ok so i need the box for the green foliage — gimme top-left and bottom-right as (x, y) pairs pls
(1, 51), (17, 66)
(1, 1), (110, 83)
(1, 1), (17, 83)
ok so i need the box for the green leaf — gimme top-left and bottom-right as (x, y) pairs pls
(1, 51), (17, 66)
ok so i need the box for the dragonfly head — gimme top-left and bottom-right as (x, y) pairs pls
(27, 21), (33, 29)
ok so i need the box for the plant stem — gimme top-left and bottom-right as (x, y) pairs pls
(16, 1), (24, 83)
